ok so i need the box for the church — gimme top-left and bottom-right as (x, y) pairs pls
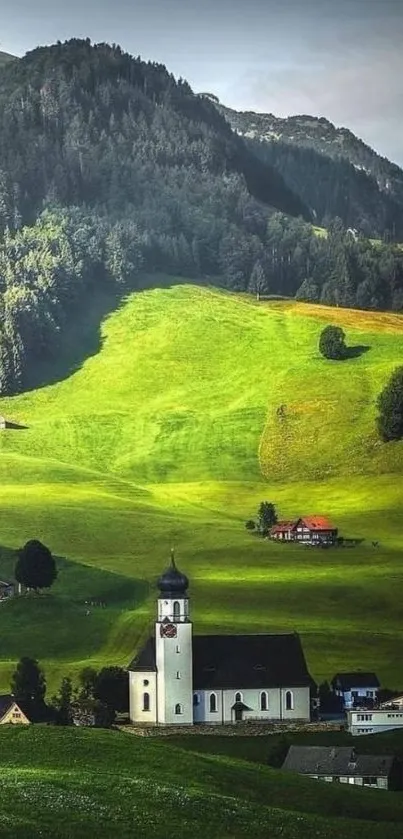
(128, 554), (313, 725)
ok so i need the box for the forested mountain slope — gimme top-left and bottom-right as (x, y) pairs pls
(214, 100), (403, 239)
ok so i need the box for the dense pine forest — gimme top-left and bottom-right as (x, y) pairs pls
(1, 39), (403, 396)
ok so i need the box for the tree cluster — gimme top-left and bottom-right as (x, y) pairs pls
(10, 656), (128, 727)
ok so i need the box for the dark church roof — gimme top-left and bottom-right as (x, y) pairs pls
(129, 633), (313, 689)
(282, 746), (395, 778)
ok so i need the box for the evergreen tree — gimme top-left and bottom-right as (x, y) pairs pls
(11, 657), (46, 706)
(257, 502), (278, 534)
(318, 325), (347, 360)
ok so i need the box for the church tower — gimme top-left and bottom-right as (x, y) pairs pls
(155, 552), (193, 724)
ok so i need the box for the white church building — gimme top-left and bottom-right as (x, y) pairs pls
(128, 555), (313, 725)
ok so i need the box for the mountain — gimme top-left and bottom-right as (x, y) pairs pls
(1, 284), (403, 690)
(211, 99), (403, 239)
(0, 51), (16, 67)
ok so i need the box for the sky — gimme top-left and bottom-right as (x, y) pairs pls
(1, 0), (402, 165)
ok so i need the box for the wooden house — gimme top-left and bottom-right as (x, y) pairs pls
(331, 672), (380, 709)
(282, 745), (398, 790)
(270, 516), (338, 545)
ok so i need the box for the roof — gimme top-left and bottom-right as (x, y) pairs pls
(270, 521), (297, 534)
(129, 633), (313, 690)
(332, 672), (380, 690)
(300, 516), (336, 531)
(282, 746), (394, 778)
(0, 694), (15, 717)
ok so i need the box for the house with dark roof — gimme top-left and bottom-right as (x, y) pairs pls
(0, 695), (30, 725)
(270, 517), (338, 545)
(282, 745), (398, 790)
(128, 554), (314, 725)
(331, 672), (380, 709)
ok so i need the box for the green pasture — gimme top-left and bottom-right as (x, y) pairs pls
(1, 282), (403, 690)
(0, 726), (401, 838)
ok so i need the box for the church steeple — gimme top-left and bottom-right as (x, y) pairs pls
(157, 550), (189, 599)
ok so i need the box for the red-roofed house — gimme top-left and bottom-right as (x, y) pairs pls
(270, 517), (338, 545)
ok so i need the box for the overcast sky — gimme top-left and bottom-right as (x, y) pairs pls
(1, 0), (402, 165)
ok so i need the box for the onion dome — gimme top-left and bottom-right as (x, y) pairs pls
(158, 550), (189, 596)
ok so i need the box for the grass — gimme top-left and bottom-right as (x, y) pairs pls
(1, 282), (403, 690)
(0, 726), (401, 838)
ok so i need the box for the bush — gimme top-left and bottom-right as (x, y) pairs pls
(245, 520), (256, 530)
(318, 325), (346, 360)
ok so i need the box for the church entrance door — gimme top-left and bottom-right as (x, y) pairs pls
(235, 707), (243, 722)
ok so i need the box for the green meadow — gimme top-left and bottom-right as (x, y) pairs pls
(1, 282), (403, 689)
(0, 726), (403, 838)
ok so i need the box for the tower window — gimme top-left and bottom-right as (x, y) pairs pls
(175, 703), (183, 715)
(176, 671), (181, 679)
(176, 644), (181, 653)
(193, 693), (200, 706)
(260, 691), (268, 711)
(235, 691), (243, 703)
(209, 693), (217, 713)
(285, 690), (294, 711)
(143, 679), (149, 686)
(173, 601), (180, 620)
(143, 692), (150, 712)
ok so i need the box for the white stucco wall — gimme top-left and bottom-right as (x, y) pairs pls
(129, 670), (157, 724)
(348, 709), (403, 735)
(193, 686), (310, 723)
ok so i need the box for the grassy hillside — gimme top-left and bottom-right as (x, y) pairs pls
(1, 282), (403, 689)
(0, 726), (402, 838)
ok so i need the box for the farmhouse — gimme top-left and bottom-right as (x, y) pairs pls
(128, 555), (314, 725)
(282, 745), (398, 790)
(331, 672), (380, 709)
(270, 516), (338, 545)
(348, 705), (403, 736)
(0, 695), (30, 725)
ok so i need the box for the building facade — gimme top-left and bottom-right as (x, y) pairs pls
(282, 745), (397, 790)
(348, 707), (403, 736)
(129, 555), (313, 725)
(331, 672), (380, 709)
(270, 517), (338, 545)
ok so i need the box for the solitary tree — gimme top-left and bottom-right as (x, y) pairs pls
(51, 676), (74, 725)
(377, 366), (403, 442)
(257, 502), (278, 534)
(11, 656), (46, 707)
(94, 666), (129, 713)
(15, 539), (57, 592)
(318, 325), (347, 360)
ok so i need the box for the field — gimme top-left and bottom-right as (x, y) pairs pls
(0, 726), (402, 838)
(1, 282), (403, 691)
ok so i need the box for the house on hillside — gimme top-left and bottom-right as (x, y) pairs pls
(270, 516), (338, 545)
(331, 672), (380, 709)
(282, 745), (398, 790)
(0, 695), (30, 725)
(128, 554), (314, 725)
(348, 706), (403, 736)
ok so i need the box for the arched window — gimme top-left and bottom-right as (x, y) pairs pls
(143, 692), (150, 712)
(260, 691), (268, 711)
(193, 693), (200, 706)
(175, 703), (183, 715)
(235, 691), (243, 703)
(209, 693), (217, 713)
(173, 601), (180, 620)
(285, 690), (293, 711)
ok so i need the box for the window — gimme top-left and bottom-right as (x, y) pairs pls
(175, 703), (183, 715)
(357, 713), (372, 722)
(173, 601), (180, 620)
(176, 644), (181, 654)
(209, 693), (217, 713)
(143, 692), (150, 712)
(193, 694), (200, 706)
(260, 691), (268, 711)
(176, 671), (181, 679)
(143, 679), (149, 686)
(364, 777), (378, 787)
(285, 690), (293, 711)
(235, 692), (242, 702)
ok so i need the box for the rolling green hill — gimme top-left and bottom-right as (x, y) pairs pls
(1, 282), (403, 690)
(0, 726), (403, 838)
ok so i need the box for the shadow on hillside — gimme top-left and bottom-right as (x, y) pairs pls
(22, 275), (210, 394)
(344, 344), (370, 359)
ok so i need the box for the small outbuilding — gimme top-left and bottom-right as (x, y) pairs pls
(331, 672), (380, 709)
(282, 745), (398, 790)
(0, 581), (15, 601)
(0, 695), (31, 725)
